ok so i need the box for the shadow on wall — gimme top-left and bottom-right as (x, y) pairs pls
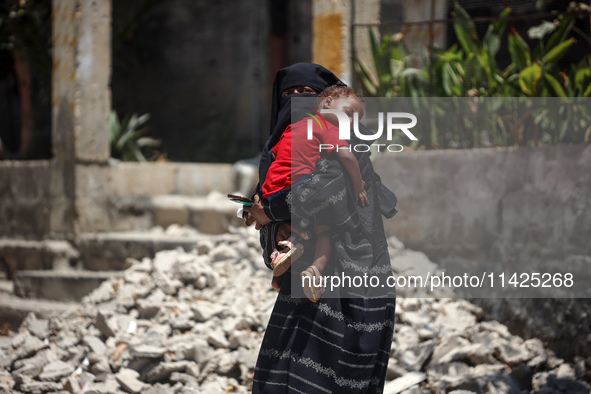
(111, 0), (311, 163)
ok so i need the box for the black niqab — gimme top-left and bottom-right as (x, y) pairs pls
(258, 63), (342, 186)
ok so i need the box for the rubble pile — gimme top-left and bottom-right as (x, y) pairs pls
(384, 298), (590, 393)
(0, 227), (589, 393)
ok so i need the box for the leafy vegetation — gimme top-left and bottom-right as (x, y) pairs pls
(355, 2), (591, 148)
(109, 111), (162, 162)
(1, 0), (168, 160)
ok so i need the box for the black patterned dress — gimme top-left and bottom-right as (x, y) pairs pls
(251, 63), (397, 394)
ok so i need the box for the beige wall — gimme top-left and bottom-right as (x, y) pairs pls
(376, 145), (591, 262)
(0, 161), (233, 239)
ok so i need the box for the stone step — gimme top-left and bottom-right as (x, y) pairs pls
(1, 224), (247, 277)
(13, 270), (122, 302)
(149, 193), (245, 233)
(76, 231), (208, 271)
(0, 239), (79, 279)
(0, 280), (79, 329)
(110, 193), (246, 235)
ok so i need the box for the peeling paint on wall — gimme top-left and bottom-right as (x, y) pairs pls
(312, 12), (343, 77)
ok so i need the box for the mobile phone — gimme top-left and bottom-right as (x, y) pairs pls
(227, 194), (254, 207)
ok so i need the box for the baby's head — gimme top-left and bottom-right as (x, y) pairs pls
(316, 85), (364, 127)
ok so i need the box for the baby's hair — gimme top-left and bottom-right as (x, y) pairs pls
(315, 85), (364, 109)
(318, 85), (357, 98)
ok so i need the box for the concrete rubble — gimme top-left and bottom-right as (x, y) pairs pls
(1, 227), (589, 393)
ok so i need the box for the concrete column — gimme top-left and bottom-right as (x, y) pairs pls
(51, 0), (112, 237)
(351, 0), (380, 88)
(312, 0), (351, 83)
(312, 0), (380, 86)
(403, 0), (447, 66)
(52, 0), (111, 163)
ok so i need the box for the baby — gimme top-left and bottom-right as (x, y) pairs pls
(263, 85), (367, 302)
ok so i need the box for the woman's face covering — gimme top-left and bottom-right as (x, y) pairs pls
(281, 85), (316, 98)
(269, 63), (342, 136)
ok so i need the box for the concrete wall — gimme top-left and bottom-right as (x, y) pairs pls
(0, 161), (51, 239)
(4, 145), (589, 264)
(76, 162), (235, 233)
(375, 145), (591, 262)
(4, 144), (590, 259)
(0, 161), (234, 238)
(111, 0), (271, 161)
(402, 0), (447, 67)
(110, 162), (233, 197)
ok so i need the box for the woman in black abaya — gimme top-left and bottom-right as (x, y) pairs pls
(245, 63), (397, 394)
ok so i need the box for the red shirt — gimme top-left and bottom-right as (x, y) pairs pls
(262, 117), (349, 198)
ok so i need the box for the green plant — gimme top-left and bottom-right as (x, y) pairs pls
(109, 111), (161, 161)
(354, 2), (591, 149)
(356, 31), (428, 98)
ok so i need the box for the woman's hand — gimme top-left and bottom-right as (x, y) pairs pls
(243, 195), (271, 228)
(275, 221), (292, 243)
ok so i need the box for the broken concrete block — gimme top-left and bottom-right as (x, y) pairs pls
(152, 270), (181, 296)
(82, 280), (115, 305)
(124, 270), (151, 286)
(395, 325), (420, 350)
(384, 371), (427, 394)
(401, 311), (431, 327)
(216, 352), (238, 375)
(12, 349), (56, 377)
(524, 338), (547, 368)
(394, 340), (436, 371)
(170, 371), (198, 385)
(0, 369), (15, 391)
(144, 361), (189, 383)
(38, 360), (75, 381)
(492, 338), (531, 366)
(23, 315), (50, 339)
(130, 345), (166, 359)
(19, 381), (63, 392)
(207, 331), (229, 349)
(191, 301), (223, 322)
(12, 333), (47, 360)
(83, 336), (107, 356)
(88, 354), (111, 382)
(437, 343), (496, 365)
(62, 375), (80, 393)
(431, 335), (469, 364)
(115, 368), (145, 394)
(136, 301), (162, 319)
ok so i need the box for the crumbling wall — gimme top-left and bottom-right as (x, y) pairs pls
(0, 161), (234, 238)
(376, 145), (591, 262)
(0, 161), (51, 240)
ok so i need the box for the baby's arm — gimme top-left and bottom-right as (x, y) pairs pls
(335, 150), (369, 206)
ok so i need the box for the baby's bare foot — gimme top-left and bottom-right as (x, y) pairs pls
(271, 275), (283, 292)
